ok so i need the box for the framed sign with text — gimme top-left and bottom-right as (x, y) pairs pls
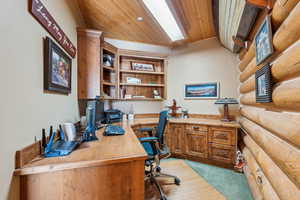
(29, 0), (76, 58)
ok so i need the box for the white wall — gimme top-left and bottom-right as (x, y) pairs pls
(167, 38), (240, 115)
(0, 0), (84, 199)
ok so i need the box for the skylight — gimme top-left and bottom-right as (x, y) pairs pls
(142, 0), (185, 41)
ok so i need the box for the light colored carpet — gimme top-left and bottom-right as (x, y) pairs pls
(145, 160), (226, 200)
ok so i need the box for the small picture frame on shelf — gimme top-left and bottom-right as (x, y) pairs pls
(184, 82), (219, 99)
(44, 37), (72, 94)
(255, 64), (272, 103)
(131, 62), (154, 72)
(255, 15), (274, 65)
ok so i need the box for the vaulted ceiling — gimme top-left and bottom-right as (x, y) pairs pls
(76, 0), (216, 46)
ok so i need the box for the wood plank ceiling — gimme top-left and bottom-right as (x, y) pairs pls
(76, 0), (216, 46)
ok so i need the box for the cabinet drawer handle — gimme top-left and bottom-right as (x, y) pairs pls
(193, 126), (200, 130)
(216, 150), (228, 157)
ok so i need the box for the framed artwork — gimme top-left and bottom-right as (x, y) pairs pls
(131, 62), (154, 71)
(255, 64), (272, 103)
(44, 37), (72, 94)
(255, 15), (274, 65)
(184, 82), (219, 99)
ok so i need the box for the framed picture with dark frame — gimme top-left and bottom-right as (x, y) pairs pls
(44, 37), (72, 94)
(255, 15), (274, 65)
(184, 82), (220, 99)
(255, 64), (272, 103)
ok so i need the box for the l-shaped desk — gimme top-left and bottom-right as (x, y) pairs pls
(15, 118), (239, 200)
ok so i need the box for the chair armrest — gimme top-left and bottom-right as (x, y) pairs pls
(139, 137), (159, 143)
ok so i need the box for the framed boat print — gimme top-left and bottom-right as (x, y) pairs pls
(255, 15), (274, 65)
(44, 37), (72, 94)
(184, 82), (220, 99)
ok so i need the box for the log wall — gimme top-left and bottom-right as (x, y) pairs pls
(239, 1), (300, 199)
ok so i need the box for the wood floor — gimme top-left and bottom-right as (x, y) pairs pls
(145, 160), (225, 200)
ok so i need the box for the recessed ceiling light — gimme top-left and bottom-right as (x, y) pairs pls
(142, 0), (184, 41)
(137, 17), (144, 21)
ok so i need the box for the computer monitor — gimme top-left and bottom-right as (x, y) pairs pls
(79, 98), (105, 127)
(87, 100), (105, 125)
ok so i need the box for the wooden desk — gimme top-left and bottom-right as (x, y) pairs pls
(15, 118), (239, 200)
(14, 122), (147, 200)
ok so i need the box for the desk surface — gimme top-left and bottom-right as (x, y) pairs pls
(14, 118), (239, 176)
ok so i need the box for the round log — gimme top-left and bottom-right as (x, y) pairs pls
(243, 166), (264, 200)
(240, 75), (255, 94)
(243, 148), (280, 200)
(272, 39), (300, 81)
(243, 134), (300, 200)
(240, 78), (300, 111)
(272, 0), (300, 29)
(241, 117), (300, 189)
(239, 44), (255, 72)
(241, 106), (300, 149)
(240, 91), (256, 105)
(273, 2), (300, 52)
(240, 58), (257, 82)
(273, 78), (300, 108)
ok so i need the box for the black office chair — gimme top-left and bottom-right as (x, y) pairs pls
(139, 110), (181, 200)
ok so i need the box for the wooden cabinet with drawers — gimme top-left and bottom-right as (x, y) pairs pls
(131, 118), (239, 169)
(166, 120), (239, 168)
(184, 124), (208, 158)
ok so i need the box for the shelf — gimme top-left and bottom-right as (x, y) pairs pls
(103, 81), (116, 86)
(103, 66), (116, 71)
(120, 83), (165, 87)
(120, 70), (164, 75)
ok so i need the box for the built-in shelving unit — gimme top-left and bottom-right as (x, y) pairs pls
(118, 49), (167, 101)
(101, 41), (119, 99)
(77, 28), (168, 101)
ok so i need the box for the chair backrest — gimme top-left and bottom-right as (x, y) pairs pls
(156, 110), (168, 144)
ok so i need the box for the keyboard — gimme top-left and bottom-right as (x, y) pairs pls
(104, 125), (125, 136)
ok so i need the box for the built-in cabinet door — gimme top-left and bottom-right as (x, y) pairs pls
(185, 125), (208, 158)
(169, 124), (184, 155)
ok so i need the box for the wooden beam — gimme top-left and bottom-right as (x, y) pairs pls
(243, 148), (280, 200)
(240, 78), (300, 111)
(240, 118), (300, 191)
(241, 106), (300, 149)
(240, 75), (255, 94)
(243, 166), (264, 200)
(272, 0), (300, 29)
(273, 2), (300, 53)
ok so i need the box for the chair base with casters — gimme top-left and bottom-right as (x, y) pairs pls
(139, 110), (181, 200)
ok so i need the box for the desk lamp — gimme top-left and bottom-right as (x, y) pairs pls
(215, 98), (239, 122)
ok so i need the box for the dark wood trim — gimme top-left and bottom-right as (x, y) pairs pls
(212, 0), (220, 41)
(233, 3), (260, 53)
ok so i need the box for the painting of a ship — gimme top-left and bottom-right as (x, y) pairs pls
(185, 82), (219, 99)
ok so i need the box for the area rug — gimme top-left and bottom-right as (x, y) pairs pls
(145, 160), (226, 200)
